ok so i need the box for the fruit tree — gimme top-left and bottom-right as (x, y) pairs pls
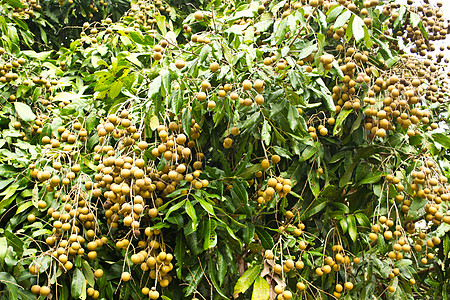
(0, 0), (450, 299)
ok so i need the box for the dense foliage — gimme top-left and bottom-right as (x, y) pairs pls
(0, 0), (450, 299)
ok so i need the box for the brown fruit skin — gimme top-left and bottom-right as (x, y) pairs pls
(261, 159), (270, 169)
(31, 285), (41, 295)
(40, 286), (51, 296)
(175, 60), (186, 69)
(194, 11), (203, 21)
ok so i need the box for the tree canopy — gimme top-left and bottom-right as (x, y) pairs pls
(0, 0), (450, 299)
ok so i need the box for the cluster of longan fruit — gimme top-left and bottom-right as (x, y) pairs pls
(9, 0), (40, 19)
(331, 47), (371, 114)
(0, 50), (26, 85)
(27, 186), (107, 298)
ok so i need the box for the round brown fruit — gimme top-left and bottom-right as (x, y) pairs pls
(194, 11), (203, 21)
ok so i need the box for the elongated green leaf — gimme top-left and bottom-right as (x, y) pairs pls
(0, 272), (19, 300)
(194, 195), (216, 216)
(109, 80), (123, 99)
(352, 15), (365, 43)
(308, 170), (320, 198)
(185, 200), (198, 230)
(81, 260), (95, 287)
(232, 180), (248, 205)
(255, 226), (274, 249)
(432, 133), (450, 148)
(208, 256), (229, 299)
(410, 12), (421, 28)
(164, 199), (186, 220)
(252, 276), (270, 300)
(217, 251), (227, 286)
(355, 213), (370, 228)
(301, 199), (327, 220)
(181, 107), (192, 136)
(340, 218), (348, 234)
(155, 14), (167, 36)
(203, 219), (217, 250)
(347, 215), (357, 242)
(0, 237), (6, 263)
(300, 142), (320, 162)
(184, 263), (204, 296)
(275, 18), (288, 45)
(14, 102), (36, 122)
(297, 42), (317, 60)
(71, 268), (85, 299)
(261, 119), (271, 146)
(327, 5), (344, 21)
(334, 10), (351, 29)
(393, 6), (406, 29)
(287, 105), (299, 131)
(3, 230), (23, 257)
(148, 76), (162, 100)
(333, 109), (353, 136)
(234, 265), (260, 296)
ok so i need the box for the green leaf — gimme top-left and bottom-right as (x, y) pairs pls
(148, 76), (162, 100)
(232, 180), (248, 205)
(181, 107), (192, 136)
(275, 18), (288, 45)
(71, 268), (85, 299)
(432, 133), (450, 148)
(287, 104), (299, 131)
(109, 80), (123, 99)
(347, 215), (357, 242)
(333, 109), (353, 136)
(164, 199), (186, 220)
(81, 260), (95, 287)
(3, 230), (23, 257)
(0, 272), (19, 300)
(194, 195), (216, 216)
(199, 45), (211, 63)
(252, 276), (270, 300)
(301, 199), (327, 220)
(355, 213), (370, 228)
(14, 102), (36, 122)
(261, 119), (271, 146)
(149, 115), (159, 131)
(315, 78), (335, 112)
(410, 12), (421, 28)
(203, 219), (217, 250)
(297, 42), (317, 60)
(208, 256), (229, 299)
(184, 263), (204, 296)
(340, 218), (348, 234)
(0, 237), (6, 263)
(334, 9), (351, 29)
(308, 169), (320, 198)
(300, 142), (320, 162)
(352, 15), (365, 43)
(185, 200), (197, 230)
(255, 226), (274, 249)
(393, 6), (407, 30)
(155, 14), (167, 36)
(217, 251), (227, 286)
(326, 5), (344, 22)
(233, 265), (261, 296)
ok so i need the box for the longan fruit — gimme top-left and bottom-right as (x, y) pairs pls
(121, 271), (131, 282)
(261, 159), (270, 169)
(194, 11), (203, 21)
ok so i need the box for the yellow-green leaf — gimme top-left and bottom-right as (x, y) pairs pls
(252, 276), (270, 300)
(234, 265), (260, 296)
